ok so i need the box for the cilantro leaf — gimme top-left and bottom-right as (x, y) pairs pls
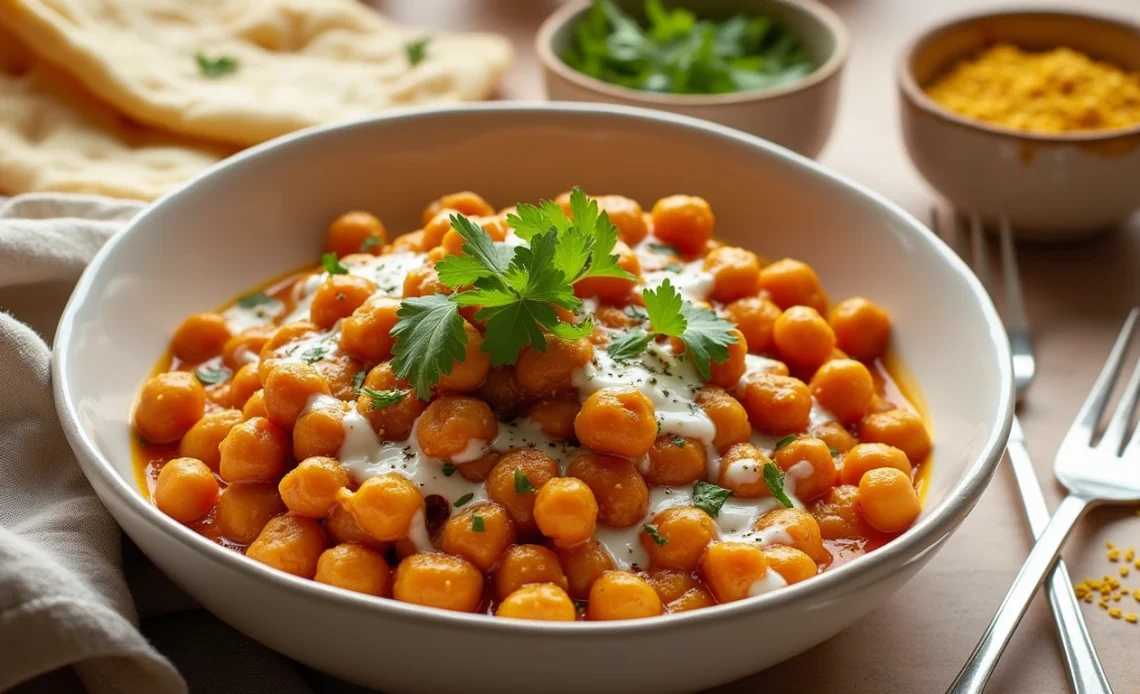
(607, 327), (652, 361)
(441, 463), (457, 477)
(196, 52), (239, 78)
(194, 365), (230, 385)
(300, 345), (329, 364)
(514, 468), (535, 494)
(763, 461), (794, 508)
(471, 513), (485, 532)
(352, 370), (367, 394)
(435, 215), (510, 288)
(774, 434), (796, 450)
(642, 279), (687, 336)
(568, 188), (600, 245)
(454, 492), (474, 507)
(548, 319), (595, 340)
(406, 37), (430, 66)
(237, 292), (272, 309)
(505, 203), (556, 242)
(478, 299), (555, 366)
(693, 480), (732, 518)
(643, 523), (668, 546)
(321, 252), (348, 275)
(678, 302), (738, 380)
(390, 294), (468, 399)
(361, 387), (408, 410)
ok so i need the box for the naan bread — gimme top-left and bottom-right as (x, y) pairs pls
(0, 0), (513, 146)
(0, 26), (231, 200)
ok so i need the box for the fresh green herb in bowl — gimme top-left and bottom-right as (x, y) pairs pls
(562, 0), (815, 95)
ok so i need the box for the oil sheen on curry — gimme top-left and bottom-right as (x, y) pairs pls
(132, 189), (933, 621)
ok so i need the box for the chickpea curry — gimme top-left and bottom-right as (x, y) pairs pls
(133, 189), (933, 621)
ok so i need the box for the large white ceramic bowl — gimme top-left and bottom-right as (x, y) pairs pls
(53, 103), (1013, 694)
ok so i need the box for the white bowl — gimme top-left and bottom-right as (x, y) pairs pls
(53, 103), (1013, 694)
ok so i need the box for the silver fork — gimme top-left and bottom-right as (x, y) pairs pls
(932, 210), (1112, 694)
(947, 303), (1140, 694)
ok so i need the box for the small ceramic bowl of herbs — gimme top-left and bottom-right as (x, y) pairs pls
(536, 0), (848, 158)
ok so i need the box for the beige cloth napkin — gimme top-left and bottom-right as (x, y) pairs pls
(0, 194), (370, 694)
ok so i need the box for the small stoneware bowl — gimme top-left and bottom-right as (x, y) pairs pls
(899, 9), (1140, 241)
(53, 103), (1012, 694)
(536, 0), (848, 158)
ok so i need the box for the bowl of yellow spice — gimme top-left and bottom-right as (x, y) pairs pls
(898, 9), (1140, 240)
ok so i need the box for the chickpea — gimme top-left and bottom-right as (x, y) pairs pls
(356, 363), (426, 441)
(555, 537), (615, 599)
(335, 473), (424, 542)
(534, 477), (598, 547)
(257, 321), (320, 381)
(574, 241), (641, 303)
(759, 259), (828, 313)
(439, 215), (509, 256)
(810, 359), (875, 424)
(393, 552), (483, 612)
(458, 452), (499, 483)
(574, 387), (657, 458)
(494, 544), (568, 600)
(760, 545), (817, 585)
(704, 246), (762, 303)
(497, 583), (576, 621)
(475, 366), (528, 419)
(567, 454), (649, 528)
(134, 371), (206, 444)
(422, 191), (494, 227)
(717, 442), (774, 498)
(485, 449), (559, 536)
(278, 457), (352, 518)
(217, 417), (288, 483)
(644, 567), (702, 604)
(858, 467), (921, 533)
(415, 396), (497, 461)
(753, 508), (830, 565)
(222, 325), (274, 370)
(858, 409), (932, 464)
(153, 457), (218, 523)
(515, 336), (594, 397)
(228, 363), (262, 410)
(325, 211), (386, 257)
(696, 386), (752, 452)
(642, 506), (718, 571)
(737, 372), (812, 435)
(421, 209), (457, 250)
(645, 434), (707, 486)
(293, 404), (346, 460)
(841, 442), (911, 486)
(339, 296), (400, 363)
(699, 541), (771, 603)
(668, 586), (716, 613)
(811, 421), (859, 454)
(315, 543), (392, 596)
(171, 313), (231, 363)
(650, 195), (714, 257)
(829, 297), (891, 360)
(441, 502), (517, 572)
(772, 437), (837, 501)
(245, 514), (328, 578)
(242, 390), (268, 420)
(595, 305), (638, 330)
(707, 329), (748, 389)
(723, 296), (781, 355)
(216, 482), (286, 544)
(402, 264), (451, 298)
(773, 306), (836, 374)
(436, 322), (491, 393)
(526, 397), (580, 442)
(390, 230), (426, 253)
(310, 275), (377, 331)
(263, 362), (332, 430)
(809, 484), (871, 540)
(324, 502), (389, 552)
(587, 571), (663, 620)
(179, 409), (243, 471)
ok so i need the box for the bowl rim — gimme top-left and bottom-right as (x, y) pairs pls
(897, 6), (1140, 143)
(534, 0), (850, 106)
(52, 101), (1014, 637)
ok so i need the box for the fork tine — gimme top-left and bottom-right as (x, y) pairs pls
(968, 213), (992, 295)
(1102, 331), (1140, 455)
(997, 211), (1029, 334)
(1074, 308), (1140, 442)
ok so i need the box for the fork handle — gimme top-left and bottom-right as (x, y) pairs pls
(1006, 436), (1113, 694)
(946, 494), (1090, 694)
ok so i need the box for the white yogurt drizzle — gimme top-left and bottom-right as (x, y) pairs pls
(633, 238), (714, 302)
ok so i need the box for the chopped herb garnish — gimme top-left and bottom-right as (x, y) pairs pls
(514, 468), (535, 494)
(774, 434), (796, 450)
(606, 327), (652, 361)
(237, 292), (272, 309)
(321, 252), (349, 275)
(693, 480), (732, 518)
(361, 387), (408, 410)
(454, 492), (474, 508)
(194, 365), (230, 385)
(643, 523), (668, 546)
(352, 370), (367, 394)
(763, 461), (794, 508)
(360, 236), (382, 252)
(406, 37), (431, 66)
(661, 262), (684, 273)
(828, 446), (840, 457)
(646, 241), (681, 255)
(471, 513), (485, 532)
(300, 345), (328, 364)
(441, 462), (457, 477)
(671, 435), (687, 447)
(196, 52), (239, 78)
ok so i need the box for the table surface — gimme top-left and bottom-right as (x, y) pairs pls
(374, 0), (1140, 692)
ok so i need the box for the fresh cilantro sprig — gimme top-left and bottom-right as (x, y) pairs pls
(643, 523), (668, 546)
(606, 278), (738, 379)
(361, 388), (408, 411)
(321, 252), (348, 275)
(693, 480), (732, 518)
(763, 461), (794, 508)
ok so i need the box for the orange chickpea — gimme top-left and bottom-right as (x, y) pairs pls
(704, 246), (762, 303)
(216, 482), (285, 545)
(574, 387), (657, 458)
(335, 473), (424, 542)
(171, 313), (231, 363)
(436, 322), (491, 393)
(222, 325), (274, 370)
(323, 502), (389, 552)
(644, 567), (703, 604)
(494, 544), (568, 600)
(858, 467), (921, 533)
(737, 372), (812, 435)
(595, 305), (638, 330)
(134, 371), (205, 444)
(515, 336), (594, 397)
(667, 585), (717, 613)
(595, 195), (648, 245)
(811, 421), (859, 454)
(759, 259), (828, 313)
(441, 502), (517, 572)
(526, 397), (580, 442)
(242, 390), (268, 420)
(722, 296), (781, 355)
(278, 456), (352, 518)
(587, 571), (662, 620)
(310, 274), (377, 331)
(389, 230), (426, 253)
(534, 477), (598, 547)
(555, 537), (616, 599)
(415, 396), (497, 461)
(263, 362), (332, 430)
(810, 359), (875, 424)
(809, 484), (871, 540)
(475, 366), (528, 419)
(645, 434), (707, 486)
(696, 386), (752, 452)
(485, 449), (559, 536)
(760, 545), (817, 585)
(257, 321), (320, 381)
(458, 452), (499, 483)
(315, 353), (366, 401)
(840, 442), (911, 486)
(292, 405), (345, 460)
(339, 296), (400, 363)
(245, 514), (328, 578)
(773, 306), (836, 374)
(753, 508), (830, 565)
(641, 506), (719, 571)
(179, 409), (243, 471)
(651, 195), (714, 257)
(858, 409), (932, 464)
(315, 543), (392, 596)
(422, 191), (495, 227)
(402, 264), (451, 298)
(717, 442), (774, 498)
(829, 297), (892, 360)
(393, 552), (484, 612)
(497, 583), (576, 621)
(218, 416), (288, 483)
(228, 364), (262, 410)
(574, 241), (641, 303)
(421, 209), (457, 250)
(567, 454), (649, 529)
(355, 363), (426, 441)
(772, 437), (837, 501)
(153, 457), (218, 523)
(699, 542), (772, 603)
(708, 329), (748, 389)
(325, 211), (386, 257)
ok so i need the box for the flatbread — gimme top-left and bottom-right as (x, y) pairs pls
(0, 26), (231, 200)
(0, 0), (513, 147)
